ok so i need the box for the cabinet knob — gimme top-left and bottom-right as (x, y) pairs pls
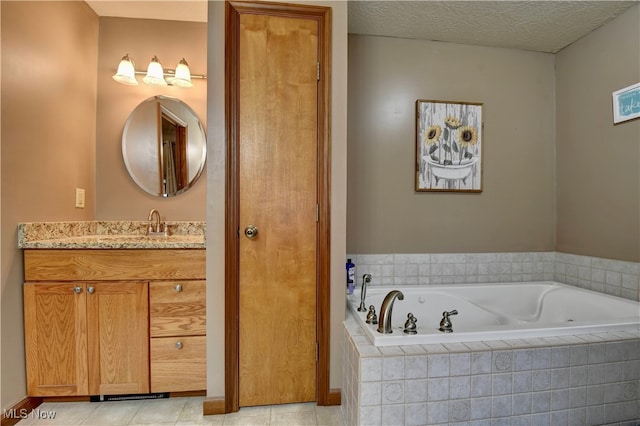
(175, 341), (183, 350)
(87, 286), (95, 294)
(174, 284), (183, 292)
(73, 286), (83, 294)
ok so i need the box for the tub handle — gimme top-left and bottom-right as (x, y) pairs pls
(366, 305), (378, 325)
(438, 310), (458, 333)
(404, 313), (418, 335)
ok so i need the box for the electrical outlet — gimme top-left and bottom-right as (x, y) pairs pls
(75, 188), (85, 208)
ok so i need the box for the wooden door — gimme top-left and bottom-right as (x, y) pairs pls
(237, 12), (319, 407)
(86, 282), (149, 395)
(24, 283), (89, 396)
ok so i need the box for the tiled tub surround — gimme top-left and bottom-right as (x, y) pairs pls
(17, 221), (205, 249)
(343, 252), (640, 425)
(349, 252), (640, 302)
(343, 316), (640, 425)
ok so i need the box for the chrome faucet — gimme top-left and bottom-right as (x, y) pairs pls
(377, 290), (404, 334)
(147, 209), (164, 235)
(357, 274), (372, 312)
(438, 310), (458, 333)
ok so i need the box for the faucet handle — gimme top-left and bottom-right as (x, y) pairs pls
(366, 305), (378, 324)
(438, 309), (458, 333)
(403, 313), (418, 335)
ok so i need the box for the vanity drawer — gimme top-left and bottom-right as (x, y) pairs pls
(24, 249), (205, 281)
(150, 335), (206, 392)
(150, 280), (206, 337)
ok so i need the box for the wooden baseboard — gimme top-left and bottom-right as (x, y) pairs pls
(169, 390), (206, 398)
(326, 389), (341, 406)
(37, 396), (89, 403)
(207, 390), (341, 415)
(202, 396), (226, 416)
(1, 397), (43, 426)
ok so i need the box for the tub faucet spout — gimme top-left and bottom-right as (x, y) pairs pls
(377, 290), (404, 334)
(358, 274), (372, 312)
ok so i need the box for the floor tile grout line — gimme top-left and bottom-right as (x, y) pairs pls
(171, 397), (192, 425)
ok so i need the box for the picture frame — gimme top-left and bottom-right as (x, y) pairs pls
(415, 99), (483, 192)
(612, 82), (640, 124)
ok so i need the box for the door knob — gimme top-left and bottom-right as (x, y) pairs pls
(244, 225), (258, 240)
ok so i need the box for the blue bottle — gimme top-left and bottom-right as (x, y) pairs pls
(346, 258), (355, 295)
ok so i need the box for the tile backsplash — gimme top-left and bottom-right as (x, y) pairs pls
(349, 252), (640, 302)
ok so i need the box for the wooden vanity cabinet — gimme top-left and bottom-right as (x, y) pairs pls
(23, 249), (206, 397)
(24, 281), (149, 396)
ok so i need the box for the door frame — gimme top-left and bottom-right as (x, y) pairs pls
(224, 0), (332, 412)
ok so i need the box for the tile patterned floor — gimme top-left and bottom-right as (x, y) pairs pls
(14, 397), (345, 426)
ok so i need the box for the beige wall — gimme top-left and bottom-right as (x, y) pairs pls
(347, 35), (557, 254)
(96, 17), (207, 221)
(206, 0), (348, 396)
(556, 5), (640, 263)
(0, 1), (98, 409)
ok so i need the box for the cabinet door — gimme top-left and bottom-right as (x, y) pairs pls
(24, 283), (88, 396)
(86, 282), (149, 395)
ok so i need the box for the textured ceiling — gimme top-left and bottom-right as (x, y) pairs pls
(349, 1), (639, 53)
(86, 0), (638, 53)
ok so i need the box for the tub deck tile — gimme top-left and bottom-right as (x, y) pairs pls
(419, 343), (447, 354)
(399, 345), (427, 355)
(462, 341), (491, 352)
(502, 338), (530, 349)
(356, 345), (381, 358)
(441, 342), (469, 353)
(482, 340), (512, 350)
(379, 346), (404, 356)
(522, 337), (548, 347)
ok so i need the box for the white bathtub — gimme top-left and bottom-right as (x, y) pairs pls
(347, 281), (640, 346)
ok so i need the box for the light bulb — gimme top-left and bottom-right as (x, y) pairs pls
(112, 54), (138, 86)
(143, 56), (167, 86)
(170, 58), (193, 88)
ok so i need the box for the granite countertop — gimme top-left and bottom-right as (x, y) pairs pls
(18, 221), (205, 249)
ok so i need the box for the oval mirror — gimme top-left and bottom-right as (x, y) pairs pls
(122, 96), (206, 197)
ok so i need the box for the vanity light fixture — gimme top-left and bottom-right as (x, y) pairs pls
(112, 54), (205, 88)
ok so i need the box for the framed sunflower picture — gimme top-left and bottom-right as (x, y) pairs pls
(415, 99), (484, 192)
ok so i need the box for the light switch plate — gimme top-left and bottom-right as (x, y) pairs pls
(75, 188), (85, 208)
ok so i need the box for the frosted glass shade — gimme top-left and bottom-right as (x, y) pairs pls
(170, 58), (193, 88)
(112, 54), (138, 86)
(143, 56), (168, 86)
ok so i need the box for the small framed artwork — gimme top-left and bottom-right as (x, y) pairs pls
(612, 82), (640, 124)
(416, 99), (483, 192)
